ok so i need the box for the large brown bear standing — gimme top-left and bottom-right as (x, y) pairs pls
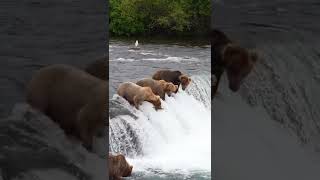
(211, 29), (258, 97)
(136, 78), (178, 100)
(152, 70), (191, 92)
(109, 153), (133, 180)
(117, 82), (162, 110)
(85, 56), (108, 81)
(26, 64), (107, 150)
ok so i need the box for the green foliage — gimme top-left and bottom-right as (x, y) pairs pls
(109, 0), (210, 37)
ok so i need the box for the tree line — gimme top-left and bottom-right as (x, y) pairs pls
(109, 0), (211, 37)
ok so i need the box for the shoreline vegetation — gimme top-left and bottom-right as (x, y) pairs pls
(110, 0), (210, 37)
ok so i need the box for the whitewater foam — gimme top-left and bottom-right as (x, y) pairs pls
(109, 75), (211, 175)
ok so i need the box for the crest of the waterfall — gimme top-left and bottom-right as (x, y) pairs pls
(186, 74), (211, 108)
(109, 74), (211, 174)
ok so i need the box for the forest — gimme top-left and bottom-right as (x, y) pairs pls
(109, 0), (211, 37)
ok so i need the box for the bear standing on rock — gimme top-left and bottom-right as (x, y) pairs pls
(152, 70), (191, 91)
(136, 78), (178, 100)
(109, 153), (133, 180)
(211, 29), (258, 97)
(26, 64), (107, 151)
(117, 82), (162, 110)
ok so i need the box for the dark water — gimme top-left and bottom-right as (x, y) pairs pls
(109, 39), (210, 98)
(0, 0), (107, 179)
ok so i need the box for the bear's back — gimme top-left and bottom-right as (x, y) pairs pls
(117, 82), (142, 103)
(136, 78), (164, 98)
(152, 70), (182, 85)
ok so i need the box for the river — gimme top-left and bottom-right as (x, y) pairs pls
(109, 38), (211, 179)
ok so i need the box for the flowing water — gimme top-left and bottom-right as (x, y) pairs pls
(109, 39), (211, 179)
(213, 0), (320, 179)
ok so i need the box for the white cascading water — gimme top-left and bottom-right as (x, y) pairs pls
(109, 75), (211, 175)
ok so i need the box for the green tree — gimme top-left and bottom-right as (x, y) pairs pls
(109, 0), (210, 37)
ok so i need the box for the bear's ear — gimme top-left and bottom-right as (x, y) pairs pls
(249, 49), (259, 63)
(179, 75), (187, 81)
(165, 83), (171, 89)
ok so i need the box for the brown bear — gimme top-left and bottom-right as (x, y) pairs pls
(211, 29), (258, 97)
(109, 153), (133, 180)
(117, 82), (162, 110)
(136, 78), (178, 100)
(152, 70), (191, 92)
(26, 64), (107, 151)
(84, 56), (108, 81)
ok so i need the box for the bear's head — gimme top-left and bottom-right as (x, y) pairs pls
(222, 44), (258, 91)
(179, 75), (192, 90)
(164, 82), (178, 96)
(143, 87), (162, 110)
(151, 95), (162, 110)
(159, 80), (177, 96)
(109, 154), (133, 177)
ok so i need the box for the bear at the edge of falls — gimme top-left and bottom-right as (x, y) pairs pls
(117, 82), (162, 110)
(211, 29), (258, 97)
(136, 78), (178, 100)
(26, 64), (107, 151)
(152, 70), (191, 92)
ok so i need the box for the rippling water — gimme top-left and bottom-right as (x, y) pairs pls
(109, 39), (210, 97)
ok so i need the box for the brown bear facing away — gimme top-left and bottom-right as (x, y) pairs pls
(136, 78), (178, 100)
(84, 56), (108, 81)
(152, 70), (191, 91)
(211, 29), (258, 97)
(117, 82), (162, 110)
(26, 64), (107, 151)
(109, 153), (133, 180)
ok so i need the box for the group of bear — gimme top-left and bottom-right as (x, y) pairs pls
(117, 70), (191, 110)
(25, 57), (191, 180)
(111, 70), (191, 179)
